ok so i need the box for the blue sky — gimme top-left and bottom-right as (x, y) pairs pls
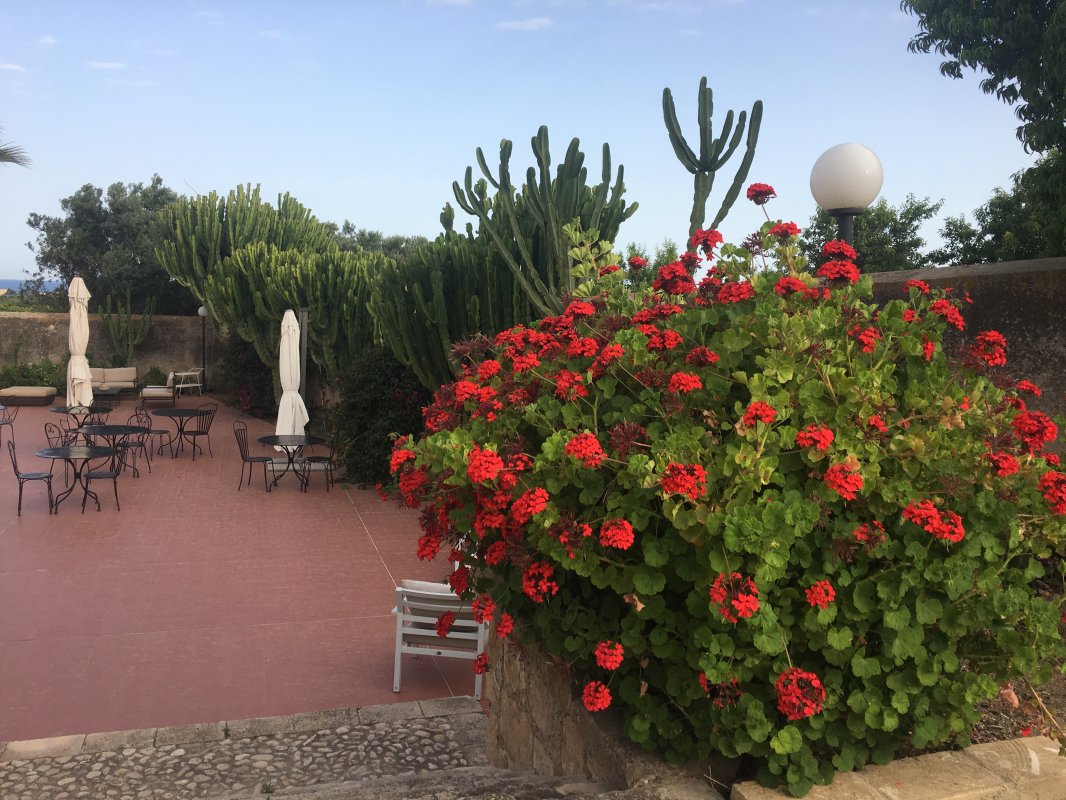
(0, 0), (1037, 281)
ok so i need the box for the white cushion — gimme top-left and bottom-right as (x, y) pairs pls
(166, 372), (174, 388)
(107, 367), (137, 383)
(400, 579), (454, 594)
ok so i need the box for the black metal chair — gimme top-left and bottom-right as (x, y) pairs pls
(233, 420), (273, 491)
(43, 422), (74, 485)
(116, 413), (151, 476)
(135, 405), (172, 460)
(302, 428), (339, 492)
(0, 404), (17, 447)
(186, 402), (218, 461)
(7, 440), (53, 516)
(84, 440), (123, 512)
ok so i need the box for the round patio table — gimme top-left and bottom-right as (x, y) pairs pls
(51, 404), (112, 432)
(80, 423), (150, 476)
(36, 444), (116, 513)
(258, 434), (325, 492)
(152, 407), (210, 458)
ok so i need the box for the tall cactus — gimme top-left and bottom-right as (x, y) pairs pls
(662, 77), (763, 237)
(101, 289), (155, 367)
(452, 126), (637, 316)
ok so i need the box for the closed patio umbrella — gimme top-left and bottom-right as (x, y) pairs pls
(275, 309), (309, 441)
(66, 276), (93, 407)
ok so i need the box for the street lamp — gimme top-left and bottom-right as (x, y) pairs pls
(197, 306), (208, 392)
(809, 143), (883, 246)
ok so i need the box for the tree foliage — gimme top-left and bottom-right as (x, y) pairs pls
(25, 175), (197, 313)
(0, 124), (30, 167)
(799, 196), (943, 273)
(901, 0), (1066, 153)
(329, 221), (429, 263)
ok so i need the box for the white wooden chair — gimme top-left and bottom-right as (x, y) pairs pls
(393, 579), (486, 700)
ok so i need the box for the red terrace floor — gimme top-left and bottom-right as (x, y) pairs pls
(0, 396), (470, 742)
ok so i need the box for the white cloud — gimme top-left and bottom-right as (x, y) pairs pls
(192, 10), (223, 25)
(255, 29), (283, 40)
(37, 35), (57, 46)
(108, 78), (157, 88)
(88, 61), (126, 70)
(496, 16), (553, 30)
(0, 63), (27, 72)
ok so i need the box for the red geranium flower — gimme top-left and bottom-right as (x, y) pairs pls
(389, 445), (416, 475)
(564, 300), (597, 318)
(599, 518), (635, 550)
(511, 487), (549, 523)
(689, 228), (724, 253)
(467, 444), (504, 484)
(775, 668), (826, 720)
(718, 281), (755, 304)
(436, 611), (457, 637)
(668, 372), (703, 394)
(448, 565), (470, 595)
(774, 275), (808, 297)
(805, 579), (836, 609)
(902, 499), (965, 543)
(661, 462), (707, 500)
(930, 298), (965, 331)
(986, 451), (1020, 477)
(709, 572), (760, 623)
(817, 259), (860, 285)
(1013, 410), (1058, 453)
(867, 415), (888, 433)
(495, 612), (514, 637)
(746, 182), (776, 205)
(565, 432), (606, 468)
(903, 279), (931, 295)
(849, 324), (882, 353)
(594, 640), (625, 670)
(825, 462), (863, 501)
(521, 561), (559, 603)
(768, 221), (800, 239)
(473, 652), (489, 674)
(1016, 380), (1042, 396)
(471, 594), (496, 624)
(795, 424), (834, 452)
(973, 330), (1007, 366)
(852, 520), (886, 547)
(582, 680), (612, 712)
(685, 346), (720, 366)
(652, 261), (697, 295)
(821, 240), (858, 260)
(1038, 471), (1066, 514)
(628, 255), (648, 270)
(742, 401), (777, 427)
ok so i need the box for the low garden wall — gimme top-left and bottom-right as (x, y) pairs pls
(0, 312), (218, 384)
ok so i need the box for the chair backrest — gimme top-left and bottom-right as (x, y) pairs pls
(193, 403), (218, 434)
(125, 414), (149, 444)
(6, 439), (19, 473)
(44, 422), (64, 449)
(86, 410), (110, 426)
(394, 584), (485, 655)
(0, 405), (18, 424)
(233, 420), (251, 460)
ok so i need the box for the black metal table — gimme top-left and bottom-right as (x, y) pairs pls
(51, 404), (112, 433)
(258, 434), (325, 492)
(36, 444), (117, 513)
(80, 423), (150, 476)
(152, 408), (210, 458)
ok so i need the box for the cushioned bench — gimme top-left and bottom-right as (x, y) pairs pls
(0, 386), (59, 406)
(140, 371), (176, 406)
(90, 367), (138, 392)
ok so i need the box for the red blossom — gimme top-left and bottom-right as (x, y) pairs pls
(1016, 380), (1042, 396)
(582, 680), (612, 712)
(986, 451), (1020, 477)
(718, 281), (755, 304)
(904, 279), (931, 295)
(774, 275), (809, 296)
(565, 432), (606, 468)
(627, 255), (648, 270)
(436, 611), (457, 637)
(795, 424), (834, 452)
(701, 676), (744, 708)
(1038, 471), (1066, 514)
(477, 359), (502, 381)
(709, 572), (760, 623)
(448, 565), (470, 595)
(566, 337), (600, 358)
(1013, 410), (1058, 453)
(742, 401), (777, 427)
(668, 371), (703, 394)
(554, 370), (589, 401)
(689, 228), (724, 253)
(471, 594), (496, 624)
(484, 540), (507, 566)
(820, 240), (858, 260)
(824, 463), (863, 501)
(598, 264), (621, 277)
(594, 641), (625, 670)
(922, 339), (936, 361)
(867, 415), (888, 433)
(902, 499), (965, 543)
(599, 518), (635, 550)
(973, 330), (1007, 366)
(852, 520), (886, 547)
(564, 300), (597, 318)
(746, 182), (776, 205)
(467, 444), (505, 484)
(775, 668), (826, 721)
(511, 487), (549, 523)
(495, 612), (514, 637)
(652, 261), (697, 295)
(805, 580), (836, 609)
(521, 561), (559, 603)
(903, 309), (919, 323)
(473, 652), (489, 674)
(685, 346), (720, 366)
(390, 445), (416, 474)
(849, 324), (882, 353)
(644, 327), (684, 351)
(817, 259), (860, 285)
(768, 221), (801, 239)
(930, 298), (965, 331)
(660, 462), (708, 500)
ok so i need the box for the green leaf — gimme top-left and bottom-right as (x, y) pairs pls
(633, 567), (666, 595)
(852, 580), (878, 614)
(642, 538), (670, 567)
(915, 595), (943, 624)
(770, 725), (803, 755)
(883, 605), (911, 630)
(827, 627), (853, 650)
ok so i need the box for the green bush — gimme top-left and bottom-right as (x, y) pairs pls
(334, 345), (429, 485)
(386, 213), (1065, 796)
(213, 331), (275, 419)
(0, 359), (66, 390)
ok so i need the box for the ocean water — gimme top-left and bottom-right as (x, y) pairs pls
(0, 278), (59, 291)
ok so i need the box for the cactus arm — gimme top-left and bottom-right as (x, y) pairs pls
(662, 88), (699, 172)
(710, 100), (764, 230)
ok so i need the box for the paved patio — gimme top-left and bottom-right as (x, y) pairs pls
(0, 395), (470, 742)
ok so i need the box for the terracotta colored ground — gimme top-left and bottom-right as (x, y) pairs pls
(0, 396), (469, 741)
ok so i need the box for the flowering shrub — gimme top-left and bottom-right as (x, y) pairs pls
(385, 197), (1065, 796)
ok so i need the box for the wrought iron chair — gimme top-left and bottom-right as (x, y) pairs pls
(186, 402), (218, 461)
(135, 404), (173, 459)
(44, 422), (73, 485)
(7, 440), (54, 516)
(302, 428), (339, 491)
(84, 440), (123, 512)
(233, 420), (273, 491)
(0, 404), (17, 447)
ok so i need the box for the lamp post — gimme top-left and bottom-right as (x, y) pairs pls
(809, 143), (883, 246)
(197, 306), (208, 392)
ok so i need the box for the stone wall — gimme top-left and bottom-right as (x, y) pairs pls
(0, 312), (218, 384)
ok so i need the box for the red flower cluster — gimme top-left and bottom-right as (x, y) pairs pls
(849, 324), (882, 353)
(1016, 379), (1042, 396)
(554, 369), (588, 401)
(521, 561), (559, 603)
(768, 221), (800, 239)
(467, 444), (504, 484)
(668, 371), (703, 394)
(473, 652), (489, 674)
(599, 518), (635, 550)
(852, 520), (886, 547)
(594, 640), (625, 670)
(566, 337), (599, 358)
(652, 262), (697, 295)
(930, 298), (965, 331)
(817, 259), (860, 285)
(495, 612), (514, 637)
(775, 668), (826, 721)
(742, 401), (777, 427)
(795, 424), (834, 452)
(628, 255), (648, 270)
(973, 330), (1007, 367)
(867, 415), (888, 434)
(1038, 471), (1066, 514)
(805, 580), (836, 609)
(709, 572), (760, 623)
(746, 182), (776, 205)
(902, 499), (965, 543)
(471, 594), (496, 624)
(1012, 410), (1058, 453)
(582, 680), (612, 712)
(436, 611), (457, 637)
(824, 463), (863, 501)
(821, 240), (857, 260)
(565, 432), (606, 468)
(642, 326), (684, 351)
(986, 451), (1020, 477)
(689, 228), (724, 254)
(718, 281), (755, 304)
(904, 279), (931, 295)
(699, 675), (743, 708)
(564, 300), (597, 318)
(922, 339), (936, 361)
(661, 462), (707, 500)
(511, 487), (549, 523)
(774, 275), (808, 297)
(390, 444), (416, 474)
(685, 346), (720, 366)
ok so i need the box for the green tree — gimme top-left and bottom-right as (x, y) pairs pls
(930, 150), (1066, 264)
(901, 0), (1066, 153)
(25, 175), (197, 313)
(800, 195), (943, 273)
(329, 221), (429, 262)
(0, 124), (30, 167)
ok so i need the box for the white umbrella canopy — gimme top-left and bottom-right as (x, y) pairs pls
(275, 309), (309, 439)
(65, 276), (94, 407)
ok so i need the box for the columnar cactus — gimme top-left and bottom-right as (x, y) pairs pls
(100, 289), (155, 367)
(662, 77), (763, 237)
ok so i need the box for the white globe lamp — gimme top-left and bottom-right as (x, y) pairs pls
(809, 143), (883, 245)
